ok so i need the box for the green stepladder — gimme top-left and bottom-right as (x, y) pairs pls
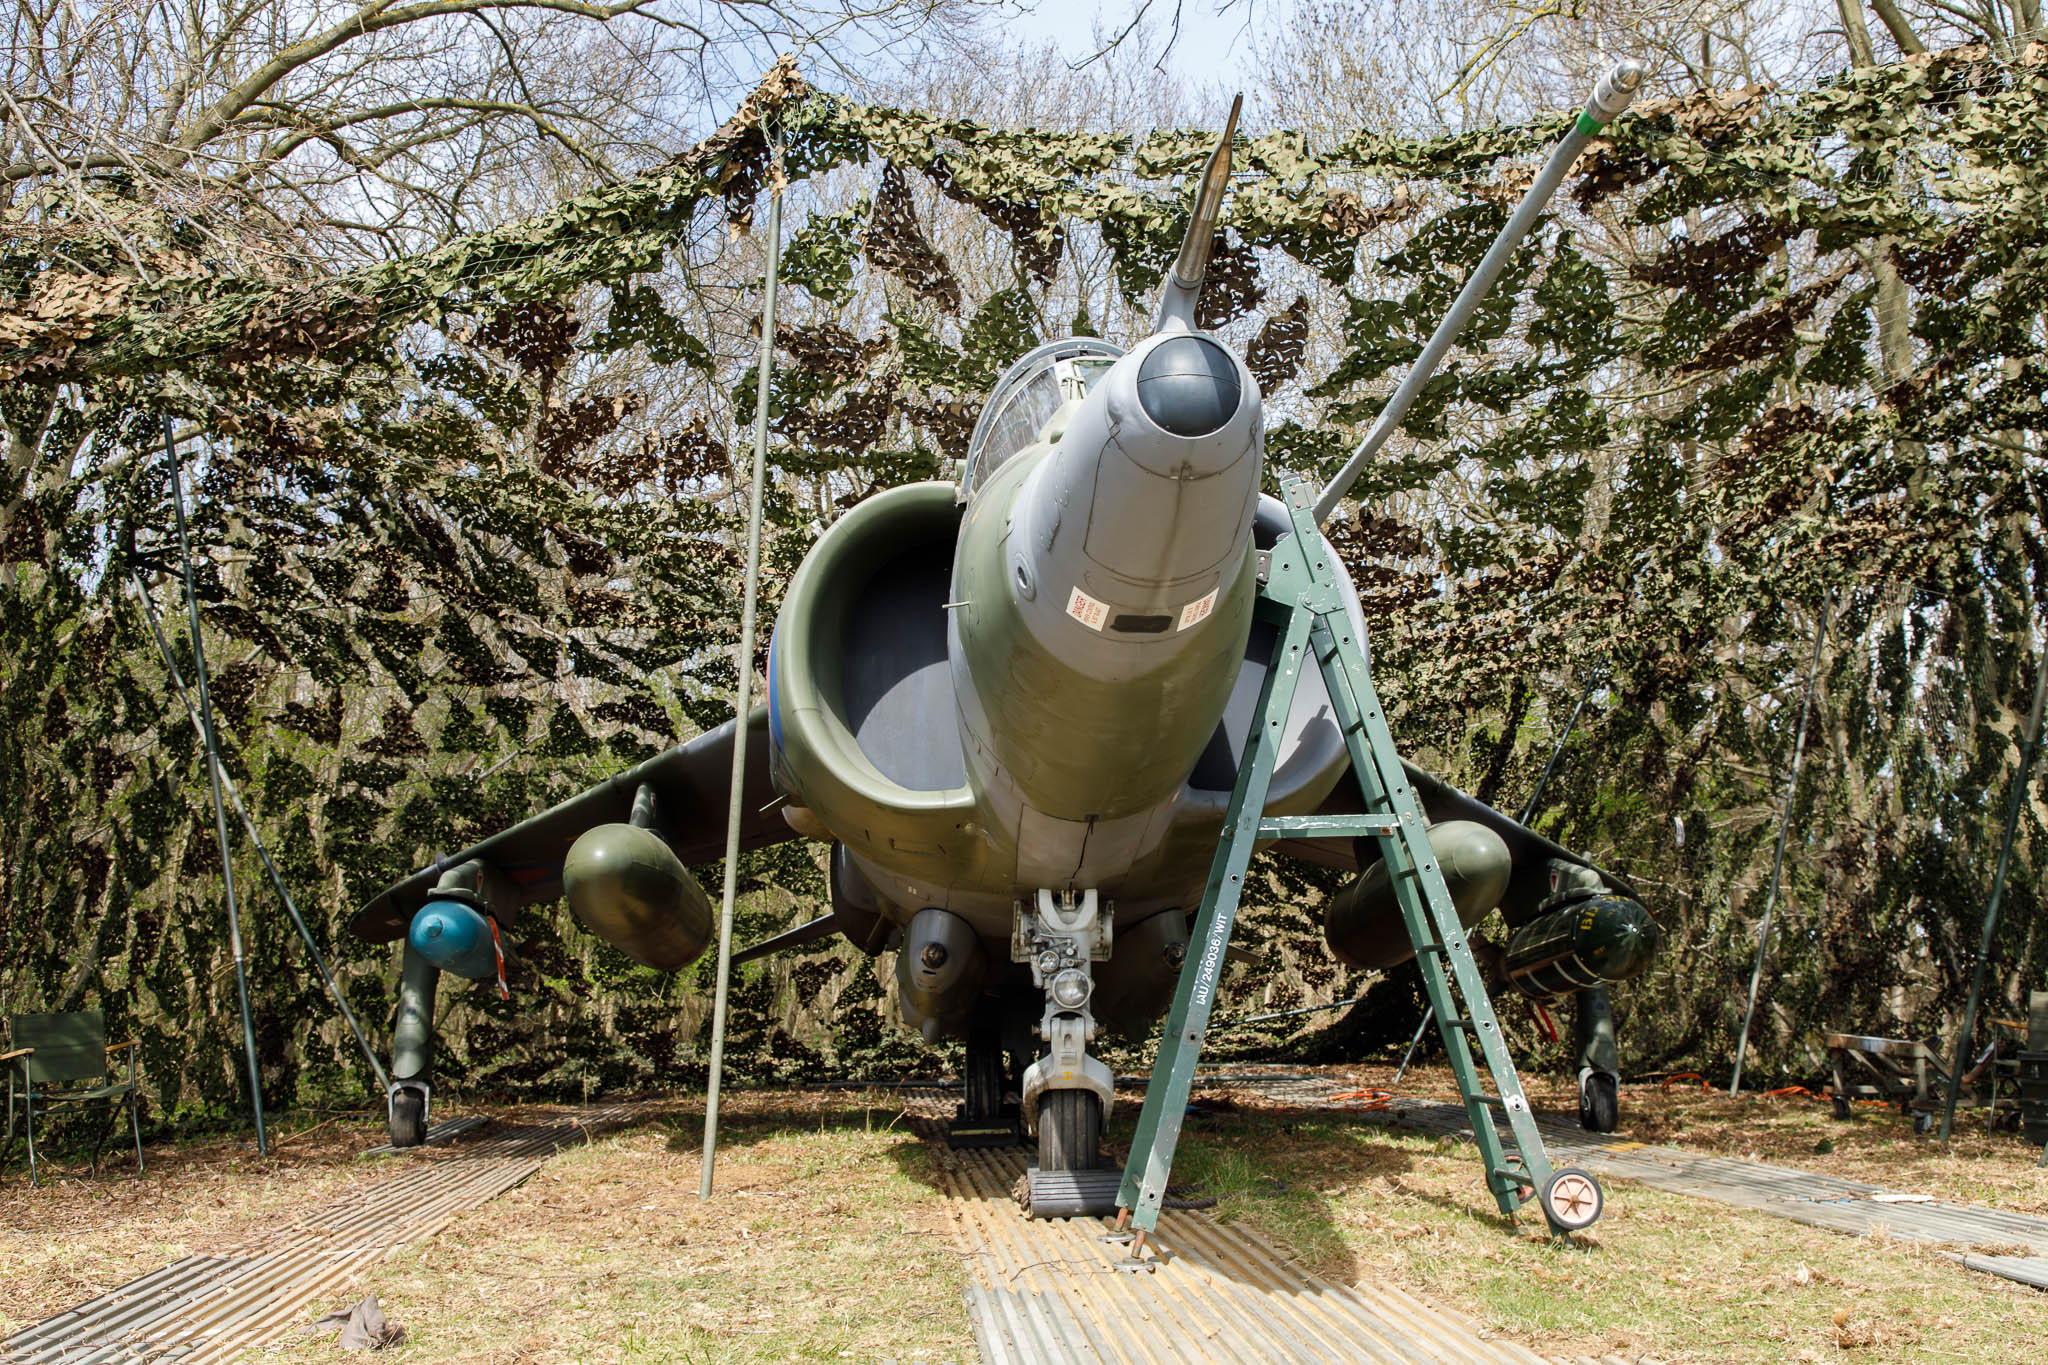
(1114, 475), (1601, 1249)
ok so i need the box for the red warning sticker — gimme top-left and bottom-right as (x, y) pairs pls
(1066, 586), (1109, 630)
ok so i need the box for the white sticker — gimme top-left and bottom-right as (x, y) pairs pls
(1065, 586), (1109, 631)
(1177, 588), (1219, 631)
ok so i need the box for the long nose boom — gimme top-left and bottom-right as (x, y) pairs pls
(1152, 94), (1242, 335)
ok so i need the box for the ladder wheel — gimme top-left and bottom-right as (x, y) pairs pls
(1037, 1090), (1101, 1172)
(390, 1089), (427, 1149)
(1579, 1071), (1618, 1133)
(1540, 1168), (1603, 1231)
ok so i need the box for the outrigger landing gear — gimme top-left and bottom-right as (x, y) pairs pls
(388, 942), (439, 1148)
(1575, 985), (1620, 1134)
(1014, 890), (1122, 1217)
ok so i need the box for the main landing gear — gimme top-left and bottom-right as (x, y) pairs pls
(947, 1021), (1023, 1149)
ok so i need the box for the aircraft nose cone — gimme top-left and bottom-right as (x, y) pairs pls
(1136, 335), (1240, 437)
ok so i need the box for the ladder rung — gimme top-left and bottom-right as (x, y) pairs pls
(1411, 941), (1446, 954)
(1442, 1018), (1477, 1031)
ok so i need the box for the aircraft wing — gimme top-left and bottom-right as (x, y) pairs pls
(350, 707), (791, 942)
(1269, 759), (1638, 917)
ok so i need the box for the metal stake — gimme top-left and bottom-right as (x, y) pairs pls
(1938, 632), (2048, 1140)
(163, 417), (267, 1154)
(131, 571), (390, 1095)
(700, 169), (784, 1201)
(1731, 595), (1831, 1096)
(1392, 1006), (1434, 1086)
(1395, 673), (1599, 1087)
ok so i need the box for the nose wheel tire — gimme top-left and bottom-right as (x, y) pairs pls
(1037, 1090), (1102, 1172)
(390, 1089), (427, 1148)
(1540, 1167), (1604, 1231)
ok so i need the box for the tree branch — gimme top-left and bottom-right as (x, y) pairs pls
(173, 0), (665, 159)
(1869, 0), (1930, 53)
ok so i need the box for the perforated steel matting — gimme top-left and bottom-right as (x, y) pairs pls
(3, 1104), (646, 1364)
(919, 1114), (1646, 1365)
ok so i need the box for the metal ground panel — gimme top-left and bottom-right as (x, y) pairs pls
(925, 1122), (1571, 1365)
(356, 1113), (490, 1156)
(1958, 1254), (2048, 1289)
(3, 1103), (652, 1364)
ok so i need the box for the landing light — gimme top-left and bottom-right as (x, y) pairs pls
(1051, 968), (1092, 1010)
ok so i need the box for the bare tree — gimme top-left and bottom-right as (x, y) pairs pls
(1, 0), (981, 267)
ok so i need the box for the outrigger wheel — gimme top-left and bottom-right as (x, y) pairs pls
(1579, 1070), (1619, 1133)
(1540, 1167), (1604, 1232)
(389, 1087), (427, 1148)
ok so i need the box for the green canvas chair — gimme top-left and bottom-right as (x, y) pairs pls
(2, 1011), (144, 1187)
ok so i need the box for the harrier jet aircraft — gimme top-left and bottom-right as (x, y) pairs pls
(355, 89), (1660, 1166)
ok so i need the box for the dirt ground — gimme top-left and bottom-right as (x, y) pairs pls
(3, 1072), (2044, 1363)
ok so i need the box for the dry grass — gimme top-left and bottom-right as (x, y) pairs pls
(1157, 1066), (2048, 1364)
(1345, 1062), (2048, 1212)
(265, 1091), (973, 1364)
(7, 1073), (2045, 1364)
(0, 1106), (419, 1335)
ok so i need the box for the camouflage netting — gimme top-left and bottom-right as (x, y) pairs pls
(3, 46), (2046, 1124)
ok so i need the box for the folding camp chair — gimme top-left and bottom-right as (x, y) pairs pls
(2, 1011), (144, 1187)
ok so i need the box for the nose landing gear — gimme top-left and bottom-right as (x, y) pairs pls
(1014, 890), (1121, 1217)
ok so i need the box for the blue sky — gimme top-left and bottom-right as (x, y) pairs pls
(998, 0), (1287, 94)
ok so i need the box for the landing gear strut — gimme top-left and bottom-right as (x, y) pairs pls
(1575, 985), (1620, 1134)
(1014, 890), (1120, 1216)
(388, 942), (438, 1148)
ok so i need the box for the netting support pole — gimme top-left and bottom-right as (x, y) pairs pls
(1938, 632), (2048, 1141)
(1731, 594), (1831, 1096)
(701, 169), (784, 1201)
(130, 570), (391, 1096)
(163, 416), (268, 1155)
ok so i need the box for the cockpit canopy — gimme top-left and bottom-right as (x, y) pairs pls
(962, 338), (1123, 498)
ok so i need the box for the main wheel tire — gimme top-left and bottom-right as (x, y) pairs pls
(1579, 1071), (1619, 1133)
(963, 1032), (1004, 1123)
(390, 1089), (427, 1148)
(1037, 1090), (1101, 1173)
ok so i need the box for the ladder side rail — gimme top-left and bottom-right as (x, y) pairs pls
(1303, 595), (1569, 1230)
(1116, 602), (1315, 1232)
(1302, 613), (1539, 1215)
